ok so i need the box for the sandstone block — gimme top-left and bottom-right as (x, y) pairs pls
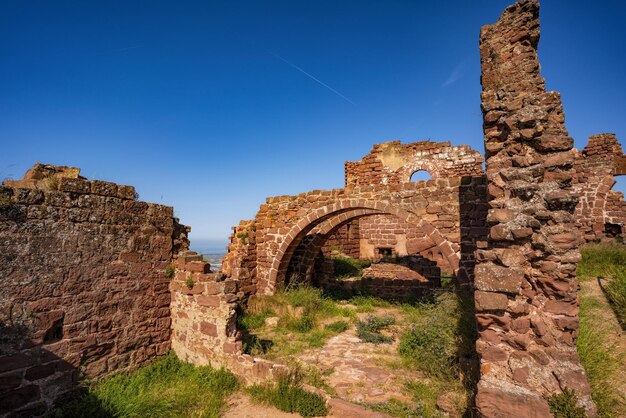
(475, 263), (524, 294)
(475, 291), (509, 311)
(476, 386), (552, 418)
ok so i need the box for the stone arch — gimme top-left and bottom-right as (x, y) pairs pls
(264, 199), (460, 293)
(286, 210), (380, 285)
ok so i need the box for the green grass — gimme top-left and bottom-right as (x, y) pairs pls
(578, 242), (626, 280)
(398, 292), (474, 380)
(577, 242), (626, 417)
(240, 286), (475, 416)
(604, 272), (626, 328)
(47, 352), (239, 418)
(248, 372), (328, 417)
(238, 286), (355, 359)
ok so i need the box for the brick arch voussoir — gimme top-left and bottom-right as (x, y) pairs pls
(271, 206), (384, 286)
(267, 199), (461, 289)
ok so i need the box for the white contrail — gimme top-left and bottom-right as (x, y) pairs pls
(270, 52), (355, 105)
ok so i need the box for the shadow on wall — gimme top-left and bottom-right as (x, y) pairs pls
(456, 175), (488, 411)
(0, 323), (111, 417)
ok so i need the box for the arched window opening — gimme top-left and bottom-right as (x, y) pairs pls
(410, 170), (431, 182)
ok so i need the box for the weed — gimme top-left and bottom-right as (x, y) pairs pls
(37, 176), (60, 191)
(577, 295), (626, 416)
(248, 372), (327, 417)
(349, 295), (391, 312)
(238, 310), (274, 330)
(236, 232), (248, 245)
(0, 194), (11, 209)
(398, 292), (473, 381)
(286, 315), (315, 333)
(185, 277), (194, 289)
(164, 265), (175, 279)
(356, 315), (395, 344)
(547, 388), (586, 418)
(324, 320), (349, 333)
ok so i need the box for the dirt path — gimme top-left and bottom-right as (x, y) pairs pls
(297, 307), (420, 405)
(222, 393), (300, 418)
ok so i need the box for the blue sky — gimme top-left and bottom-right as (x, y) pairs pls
(1, 1), (625, 250)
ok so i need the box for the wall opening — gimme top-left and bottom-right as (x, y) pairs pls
(410, 170), (431, 182)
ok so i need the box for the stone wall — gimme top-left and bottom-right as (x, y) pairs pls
(0, 166), (187, 417)
(573, 133), (626, 241)
(475, 1), (594, 416)
(345, 140), (484, 187)
(320, 222), (361, 259)
(169, 251), (289, 384)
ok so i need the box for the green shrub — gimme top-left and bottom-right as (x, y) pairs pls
(248, 373), (327, 417)
(398, 292), (466, 380)
(185, 277), (194, 289)
(332, 255), (366, 278)
(547, 388), (586, 418)
(324, 320), (349, 333)
(287, 315), (315, 333)
(164, 265), (175, 279)
(356, 315), (395, 344)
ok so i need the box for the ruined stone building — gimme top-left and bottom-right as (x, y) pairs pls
(1, 0), (625, 417)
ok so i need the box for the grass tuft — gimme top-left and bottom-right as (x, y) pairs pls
(547, 388), (587, 418)
(248, 372), (327, 417)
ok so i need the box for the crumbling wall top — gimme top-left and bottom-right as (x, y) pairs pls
(345, 140), (484, 187)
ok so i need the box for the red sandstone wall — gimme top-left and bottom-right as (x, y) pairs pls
(573, 133), (626, 241)
(475, 1), (594, 415)
(345, 140), (483, 187)
(320, 222), (360, 259)
(169, 251), (289, 384)
(0, 176), (185, 416)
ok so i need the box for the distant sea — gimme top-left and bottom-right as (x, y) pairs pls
(190, 239), (228, 272)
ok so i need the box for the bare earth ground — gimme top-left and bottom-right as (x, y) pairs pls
(222, 393), (300, 418)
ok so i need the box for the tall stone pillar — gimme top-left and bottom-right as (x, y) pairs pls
(474, 0), (595, 416)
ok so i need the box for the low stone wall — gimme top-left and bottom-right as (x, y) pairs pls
(169, 251), (288, 385)
(0, 169), (186, 417)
